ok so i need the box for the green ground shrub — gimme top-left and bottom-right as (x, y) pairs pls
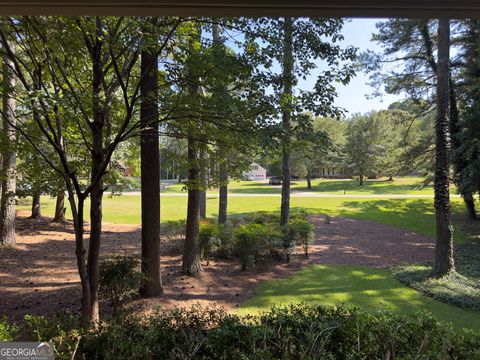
(288, 218), (315, 257)
(393, 265), (480, 312)
(215, 223), (235, 258)
(199, 220), (221, 263)
(99, 255), (140, 314)
(9, 304), (478, 359)
(162, 219), (186, 241)
(233, 223), (282, 270)
(0, 316), (18, 341)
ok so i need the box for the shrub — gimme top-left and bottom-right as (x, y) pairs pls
(0, 316), (18, 341)
(246, 211), (279, 225)
(289, 219), (315, 257)
(78, 304), (480, 358)
(199, 220), (220, 264)
(162, 219), (186, 241)
(99, 255), (140, 314)
(233, 223), (282, 270)
(3, 304), (480, 359)
(24, 313), (84, 360)
(215, 223), (235, 259)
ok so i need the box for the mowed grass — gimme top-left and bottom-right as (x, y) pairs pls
(163, 177), (450, 195)
(16, 192), (480, 330)
(18, 195), (470, 243)
(238, 264), (480, 330)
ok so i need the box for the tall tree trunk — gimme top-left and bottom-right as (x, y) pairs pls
(359, 173), (364, 186)
(464, 194), (477, 220)
(0, 48), (16, 246)
(306, 168), (312, 190)
(86, 17), (104, 322)
(31, 192), (41, 218)
(280, 18), (294, 262)
(218, 162), (228, 224)
(434, 18), (454, 276)
(183, 137), (202, 276)
(52, 191), (66, 223)
(69, 190), (92, 322)
(139, 47), (163, 296)
(199, 147), (207, 219)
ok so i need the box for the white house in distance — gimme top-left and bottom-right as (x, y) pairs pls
(242, 162), (267, 181)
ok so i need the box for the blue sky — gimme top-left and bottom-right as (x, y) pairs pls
(311, 18), (403, 115)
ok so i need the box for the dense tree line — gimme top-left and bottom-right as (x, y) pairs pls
(0, 15), (467, 321)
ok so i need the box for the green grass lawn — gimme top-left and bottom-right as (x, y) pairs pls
(18, 194), (471, 243)
(238, 264), (480, 330)
(162, 176), (450, 195)
(16, 192), (480, 330)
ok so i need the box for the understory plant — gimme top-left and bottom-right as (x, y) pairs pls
(8, 304), (478, 359)
(99, 255), (140, 314)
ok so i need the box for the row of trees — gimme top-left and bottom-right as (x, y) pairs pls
(0, 16), (356, 321)
(0, 16), (470, 320)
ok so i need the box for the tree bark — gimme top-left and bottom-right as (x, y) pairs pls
(139, 47), (163, 297)
(218, 162), (228, 224)
(0, 48), (16, 246)
(52, 191), (66, 223)
(433, 18), (454, 276)
(280, 18), (294, 263)
(359, 173), (364, 186)
(464, 194), (477, 220)
(183, 136), (202, 276)
(85, 17), (104, 322)
(31, 192), (41, 218)
(306, 169), (312, 190)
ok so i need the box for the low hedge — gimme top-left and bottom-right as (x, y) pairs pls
(3, 304), (479, 359)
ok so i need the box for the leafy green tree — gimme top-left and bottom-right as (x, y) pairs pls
(241, 18), (356, 259)
(0, 16), (181, 321)
(344, 113), (384, 185)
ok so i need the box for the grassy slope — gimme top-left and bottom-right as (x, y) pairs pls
(238, 264), (480, 330)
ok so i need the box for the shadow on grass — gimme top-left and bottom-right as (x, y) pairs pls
(241, 264), (480, 329)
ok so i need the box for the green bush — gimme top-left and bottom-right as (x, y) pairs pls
(24, 314), (84, 360)
(72, 305), (480, 358)
(0, 316), (18, 341)
(2, 304), (480, 359)
(289, 218), (315, 257)
(216, 223), (235, 259)
(199, 220), (220, 263)
(99, 255), (140, 314)
(162, 219), (186, 241)
(249, 211), (279, 225)
(233, 223), (282, 270)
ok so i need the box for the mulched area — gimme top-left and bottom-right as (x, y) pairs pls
(0, 212), (434, 322)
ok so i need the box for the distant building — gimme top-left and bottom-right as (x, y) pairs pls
(113, 160), (132, 177)
(243, 162), (267, 180)
(313, 165), (350, 179)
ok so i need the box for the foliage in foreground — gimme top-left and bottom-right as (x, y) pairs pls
(9, 304), (480, 359)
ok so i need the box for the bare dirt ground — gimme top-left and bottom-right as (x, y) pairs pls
(0, 212), (434, 322)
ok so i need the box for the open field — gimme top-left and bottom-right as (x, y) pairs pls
(11, 178), (480, 331)
(161, 177), (455, 195)
(18, 195), (472, 243)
